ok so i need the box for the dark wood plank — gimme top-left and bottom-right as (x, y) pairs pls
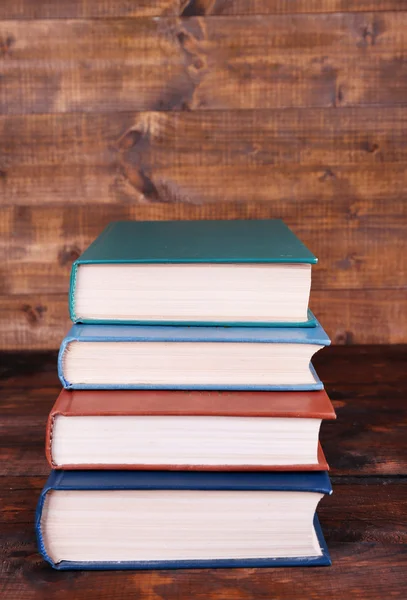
(0, 421), (49, 476)
(0, 295), (70, 351)
(0, 352), (59, 388)
(321, 388), (407, 476)
(310, 289), (407, 344)
(0, 1), (179, 19)
(2, 13), (407, 114)
(314, 344), (407, 383)
(109, 108), (407, 168)
(3, 163), (407, 207)
(99, 163), (407, 206)
(1, 1), (406, 19)
(0, 537), (405, 600)
(4, 108), (407, 170)
(3, 109), (407, 211)
(181, 1), (407, 15)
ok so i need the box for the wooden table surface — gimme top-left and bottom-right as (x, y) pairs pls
(1, 345), (406, 599)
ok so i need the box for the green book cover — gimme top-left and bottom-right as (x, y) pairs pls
(70, 220), (317, 327)
(76, 220), (317, 264)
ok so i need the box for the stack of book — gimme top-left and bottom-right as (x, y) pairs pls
(36, 219), (335, 570)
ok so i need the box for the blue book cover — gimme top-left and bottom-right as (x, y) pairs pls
(36, 470), (332, 570)
(58, 318), (330, 390)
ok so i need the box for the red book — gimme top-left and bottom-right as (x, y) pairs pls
(46, 388), (335, 471)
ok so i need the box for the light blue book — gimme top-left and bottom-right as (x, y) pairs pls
(58, 318), (330, 391)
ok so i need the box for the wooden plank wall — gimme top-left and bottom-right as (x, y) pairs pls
(1, 1), (406, 349)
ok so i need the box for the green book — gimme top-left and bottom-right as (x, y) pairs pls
(69, 219), (317, 327)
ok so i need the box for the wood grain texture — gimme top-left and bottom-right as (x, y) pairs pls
(1, 1), (406, 19)
(1, 7), (407, 347)
(0, 1), (180, 19)
(180, 1), (407, 15)
(0, 295), (70, 351)
(1, 347), (407, 598)
(3, 163), (407, 206)
(1, 13), (407, 114)
(0, 534), (405, 600)
(4, 108), (407, 169)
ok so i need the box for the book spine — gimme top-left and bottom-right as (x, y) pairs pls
(58, 338), (72, 389)
(46, 391), (74, 468)
(35, 471), (65, 569)
(44, 552), (332, 570)
(68, 262), (79, 323)
(45, 411), (56, 468)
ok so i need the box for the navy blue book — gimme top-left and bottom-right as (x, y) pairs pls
(58, 318), (330, 391)
(36, 470), (332, 570)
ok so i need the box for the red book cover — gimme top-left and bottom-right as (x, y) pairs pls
(47, 388), (335, 471)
